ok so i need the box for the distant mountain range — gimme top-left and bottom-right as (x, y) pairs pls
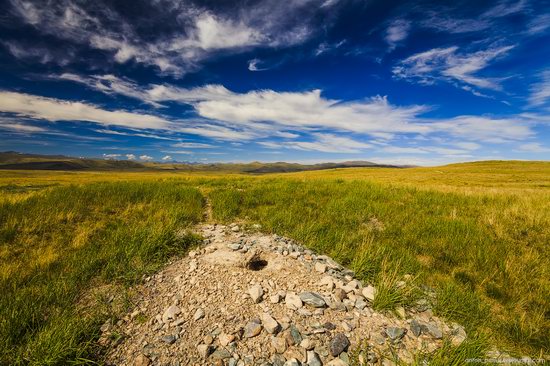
(0, 151), (406, 173)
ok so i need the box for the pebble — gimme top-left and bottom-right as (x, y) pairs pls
(385, 327), (406, 341)
(134, 354), (150, 366)
(362, 286), (376, 302)
(162, 305), (180, 323)
(244, 321), (263, 338)
(249, 284), (264, 303)
(410, 320), (422, 337)
(422, 323), (443, 339)
(299, 292), (326, 308)
(285, 293), (303, 310)
(197, 344), (214, 358)
(219, 333), (235, 346)
(193, 308), (205, 321)
(270, 294), (282, 303)
(271, 336), (287, 353)
(329, 333), (350, 356)
(212, 348), (232, 360)
(261, 313), (281, 334)
(161, 335), (176, 344)
(315, 263), (327, 273)
(307, 350), (323, 366)
(327, 359), (348, 366)
(284, 359), (301, 366)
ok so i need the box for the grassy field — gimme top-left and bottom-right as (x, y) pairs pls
(0, 161), (548, 364)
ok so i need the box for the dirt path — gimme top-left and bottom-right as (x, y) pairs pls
(99, 223), (468, 365)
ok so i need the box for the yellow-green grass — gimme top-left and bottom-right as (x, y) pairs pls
(0, 160), (548, 363)
(0, 181), (204, 364)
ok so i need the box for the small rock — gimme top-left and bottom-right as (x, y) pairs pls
(307, 350), (322, 366)
(450, 324), (467, 346)
(194, 308), (205, 321)
(354, 297), (367, 310)
(315, 263), (327, 273)
(271, 336), (287, 353)
(244, 321), (262, 338)
(219, 333), (235, 346)
(362, 286), (376, 302)
(228, 243), (242, 250)
(395, 306), (406, 318)
(299, 292), (326, 308)
(161, 335), (176, 344)
(300, 338), (314, 350)
(410, 320), (422, 337)
(197, 344), (214, 358)
(284, 359), (300, 366)
(270, 294), (282, 303)
(385, 327), (406, 341)
(262, 313), (281, 334)
(329, 333), (350, 357)
(285, 293), (303, 310)
(319, 276), (335, 290)
(422, 323), (443, 339)
(134, 354), (150, 366)
(204, 335), (214, 345)
(249, 284), (264, 303)
(333, 288), (347, 302)
(162, 305), (181, 323)
(212, 348), (232, 360)
(231, 225), (240, 232)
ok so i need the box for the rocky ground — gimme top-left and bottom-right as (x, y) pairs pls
(100, 223), (468, 366)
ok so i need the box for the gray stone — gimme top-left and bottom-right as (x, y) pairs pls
(354, 297), (367, 310)
(161, 335), (176, 344)
(339, 352), (350, 363)
(422, 323), (443, 339)
(329, 333), (350, 357)
(385, 327), (406, 341)
(299, 292), (326, 308)
(272, 354), (286, 366)
(212, 348), (232, 360)
(244, 321), (262, 338)
(450, 324), (467, 346)
(307, 350), (322, 366)
(410, 320), (422, 337)
(227, 243), (241, 250)
(271, 336), (287, 353)
(314, 263), (327, 273)
(290, 325), (303, 345)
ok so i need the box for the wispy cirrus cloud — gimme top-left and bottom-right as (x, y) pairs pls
(528, 70), (550, 107)
(385, 19), (410, 50)
(7, 0), (341, 76)
(393, 45), (515, 92)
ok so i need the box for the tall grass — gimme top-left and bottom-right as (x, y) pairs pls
(208, 177), (549, 357)
(0, 181), (204, 364)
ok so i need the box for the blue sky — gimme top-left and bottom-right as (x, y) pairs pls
(0, 0), (549, 165)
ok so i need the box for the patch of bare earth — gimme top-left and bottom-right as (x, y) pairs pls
(100, 224), (466, 366)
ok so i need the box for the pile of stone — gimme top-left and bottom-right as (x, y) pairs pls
(100, 223), (467, 366)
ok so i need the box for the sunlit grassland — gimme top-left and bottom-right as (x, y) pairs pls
(0, 160), (548, 363)
(0, 181), (204, 364)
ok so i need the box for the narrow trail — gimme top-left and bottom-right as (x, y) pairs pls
(99, 223), (469, 366)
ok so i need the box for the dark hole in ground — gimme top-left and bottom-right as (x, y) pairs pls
(247, 259), (268, 271)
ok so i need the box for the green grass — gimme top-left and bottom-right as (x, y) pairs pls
(0, 181), (204, 364)
(0, 161), (548, 363)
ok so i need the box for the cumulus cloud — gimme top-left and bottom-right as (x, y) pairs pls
(139, 154), (153, 161)
(103, 153), (121, 159)
(126, 154), (136, 160)
(393, 45), (515, 92)
(0, 91), (172, 129)
(161, 155), (172, 161)
(7, 0), (339, 76)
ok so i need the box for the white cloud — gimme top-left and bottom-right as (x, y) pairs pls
(139, 154), (153, 161)
(103, 153), (121, 159)
(172, 142), (214, 148)
(528, 70), (550, 107)
(0, 91), (172, 129)
(526, 14), (550, 35)
(516, 142), (550, 153)
(259, 133), (372, 153)
(0, 118), (48, 133)
(393, 45), (515, 92)
(8, 0), (337, 76)
(431, 116), (533, 142)
(161, 155), (172, 161)
(126, 154), (136, 160)
(385, 19), (410, 50)
(248, 58), (268, 71)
